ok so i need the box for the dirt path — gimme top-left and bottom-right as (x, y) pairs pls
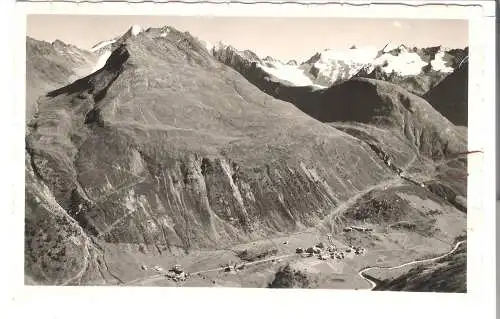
(123, 253), (297, 286)
(358, 240), (465, 290)
(191, 253), (296, 276)
(321, 153), (418, 231)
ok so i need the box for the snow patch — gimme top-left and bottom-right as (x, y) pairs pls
(258, 62), (314, 86)
(91, 50), (112, 73)
(319, 47), (378, 65)
(430, 51), (454, 73)
(382, 42), (408, 53)
(373, 51), (427, 76)
(198, 38), (213, 53)
(308, 47), (378, 84)
(90, 39), (116, 52)
(159, 26), (170, 37)
(130, 24), (142, 36)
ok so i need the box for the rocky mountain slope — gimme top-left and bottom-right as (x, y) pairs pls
(212, 42), (321, 88)
(25, 25), (468, 288)
(26, 37), (97, 122)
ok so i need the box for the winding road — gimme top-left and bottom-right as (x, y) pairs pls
(123, 253), (297, 286)
(322, 152), (418, 231)
(358, 240), (466, 290)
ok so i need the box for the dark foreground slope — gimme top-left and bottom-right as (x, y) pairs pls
(299, 78), (467, 160)
(26, 28), (402, 284)
(372, 241), (466, 292)
(26, 37), (97, 122)
(424, 61), (468, 126)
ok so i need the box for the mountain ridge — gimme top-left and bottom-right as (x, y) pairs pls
(25, 24), (468, 289)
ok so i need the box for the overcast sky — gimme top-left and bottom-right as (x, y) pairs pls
(27, 15), (468, 61)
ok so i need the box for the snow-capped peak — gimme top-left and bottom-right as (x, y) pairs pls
(430, 51), (454, 72)
(320, 47), (378, 64)
(130, 24), (142, 36)
(90, 24), (142, 53)
(214, 41), (231, 51)
(381, 42), (408, 54)
(258, 59), (319, 87)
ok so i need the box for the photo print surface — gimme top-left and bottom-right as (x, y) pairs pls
(25, 14), (469, 291)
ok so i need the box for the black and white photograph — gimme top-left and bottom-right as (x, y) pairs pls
(23, 13), (473, 292)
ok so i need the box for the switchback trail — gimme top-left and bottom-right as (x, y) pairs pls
(358, 240), (466, 290)
(321, 153), (418, 231)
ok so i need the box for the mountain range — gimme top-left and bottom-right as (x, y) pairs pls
(25, 24), (468, 290)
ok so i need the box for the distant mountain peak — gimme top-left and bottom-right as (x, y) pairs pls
(263, 56), (277, 62)
(129, 24), (142, 36)
(90, 24), (143, 53)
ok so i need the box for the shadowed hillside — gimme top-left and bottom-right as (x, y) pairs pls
(424, 61), (468, 126)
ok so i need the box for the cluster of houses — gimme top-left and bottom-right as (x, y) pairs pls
(220, 262), (245, 273)
(295, 242), (366, 261)
(142, 264), (189, 282)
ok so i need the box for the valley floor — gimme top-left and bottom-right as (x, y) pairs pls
(25, 117), (468, 290)
(77, 158), (466, 290)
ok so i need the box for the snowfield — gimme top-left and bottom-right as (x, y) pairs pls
(431, 51), (454, 72)
(307, 47), (378, 84)
(92, 50), (112, 73)
(259, 62), (315, 86)
(373, 50), (429, 76)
